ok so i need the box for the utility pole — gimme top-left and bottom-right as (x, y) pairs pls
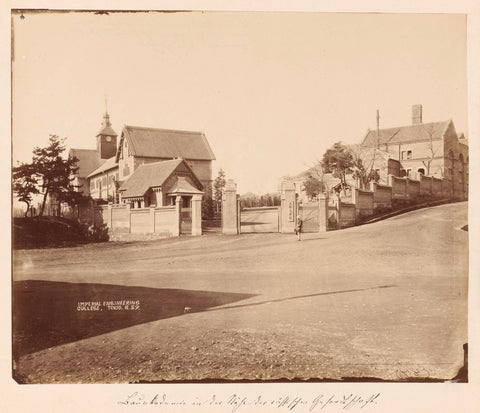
(376, 109), (380, 149)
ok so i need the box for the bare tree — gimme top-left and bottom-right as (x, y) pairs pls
(421, 124), (441, 176)
(349, 144), (381, 189)
(299, 159), (334, 197)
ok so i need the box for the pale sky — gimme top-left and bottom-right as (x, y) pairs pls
(12, 11), (467, 194)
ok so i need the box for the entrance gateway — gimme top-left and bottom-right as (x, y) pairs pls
(167, 176), (203, 235)
(240, 206), (280, 233)
(180, 196), (192, 234)
(298, 202), (320, 232)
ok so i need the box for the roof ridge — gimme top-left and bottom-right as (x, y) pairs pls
(124, 125), (203, 135)
(375, 120), (448, 132)
(138, 158), (183, 168)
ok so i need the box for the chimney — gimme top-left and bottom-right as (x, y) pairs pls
(412, 104), (423, 125)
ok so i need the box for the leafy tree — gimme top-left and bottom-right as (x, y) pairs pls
(201, 183), (214, 219)
(239, 192), (281, 209)
(321, 142), (354, 195)
(12, 163), (39, 216)
(302, 175), (324, 200)
(213, 169), (226, 212)
(12, 135), (80, 216)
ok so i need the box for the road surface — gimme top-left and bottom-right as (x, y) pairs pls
(13, 202), (468, 383)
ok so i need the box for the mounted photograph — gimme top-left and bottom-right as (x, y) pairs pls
(11, 10), (468, 384)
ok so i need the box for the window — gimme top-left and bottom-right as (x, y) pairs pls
(406, 169), (412, 177)
(407, 150), (412, 159)
(401, 150), (412, 160)
(418, 168), (425, 175)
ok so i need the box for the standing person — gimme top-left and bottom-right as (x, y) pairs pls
(295, 216), (303, 241)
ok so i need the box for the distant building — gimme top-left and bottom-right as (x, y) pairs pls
(286, 104), (468, 201)
(361, 104), (468, 198)
(69, 112), (215, 205)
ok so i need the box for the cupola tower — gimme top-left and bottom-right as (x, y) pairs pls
(96, 111), (117, 159)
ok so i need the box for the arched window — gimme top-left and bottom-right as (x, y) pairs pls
(418, 168), (425, 175)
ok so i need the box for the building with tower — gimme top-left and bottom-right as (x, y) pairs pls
(68, 111), (215, 206)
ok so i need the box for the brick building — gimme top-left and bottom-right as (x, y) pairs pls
(286, 104), (468, 201)
(361, 104), (468, 199)
(69, 112), (215, 204)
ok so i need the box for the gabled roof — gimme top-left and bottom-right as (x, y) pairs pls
(87, 156), (118, 178)
(166, 176), (203, 195)
(116, 125), (216, 162)
(69, 149), (105, 178)
(119, 159), (183, 198)
(362, 120), (450, 147)
(119, 158), (203, 199)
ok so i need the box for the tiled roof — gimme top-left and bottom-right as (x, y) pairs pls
(118, 125), (216, 161)
(87, 156), (118, 178)
(119, 159), (184, 198)
(69, 149), (105, 178)
(166, 176), (203, 195)
(362, 121), (450, 147)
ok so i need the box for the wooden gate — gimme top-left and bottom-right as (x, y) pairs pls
(240, 206), (280, 233)
(180, 197), (192, 234)
(298, 202), (319, 232)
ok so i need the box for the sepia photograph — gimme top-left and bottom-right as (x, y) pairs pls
(7, 5), (478, 409)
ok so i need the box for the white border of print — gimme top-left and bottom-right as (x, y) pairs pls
(2, 1), (479, 413)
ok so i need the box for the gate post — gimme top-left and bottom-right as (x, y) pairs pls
(318, 192), (329, 232)
(281, 179), (296, 233)
(191, 194), (203, 236)
(107, 202), (113, 229)
(222, 180), (239, 235)
(174, 195), (181, 236)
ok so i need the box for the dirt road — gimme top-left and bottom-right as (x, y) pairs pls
(12, 202), (468, 383)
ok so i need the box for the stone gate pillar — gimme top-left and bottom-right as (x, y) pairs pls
(191, 194), (203, 236)
(222, 180), (239, 235)
(280, 179), (297, 233)
(318, 193), (329, 232)
(174, 195), (181, 237)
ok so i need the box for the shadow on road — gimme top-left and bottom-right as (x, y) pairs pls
(206, 285), (397, 312)
(13, 280), (256, 358)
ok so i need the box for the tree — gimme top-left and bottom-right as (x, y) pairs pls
(421, 124), (441, 176)
(349, 144), (380, 190)
(213, 169), (226, 212)
(12, 135), (80, 216)
(302, 175), (324, 200)
(12, 163), (39, 216)
(201, 183), (214, 219)
(321, 142), (354, 194)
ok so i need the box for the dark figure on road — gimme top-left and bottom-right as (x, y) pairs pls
(295, 216), (303, 241)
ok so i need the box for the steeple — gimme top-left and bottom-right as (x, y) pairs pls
(96, 110), (118, 159)
(97, 111), (117, 137)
